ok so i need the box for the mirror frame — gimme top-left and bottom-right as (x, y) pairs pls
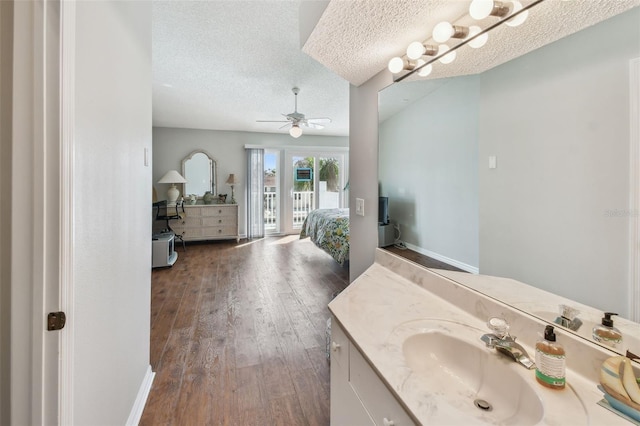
(181, 149), (217, 198)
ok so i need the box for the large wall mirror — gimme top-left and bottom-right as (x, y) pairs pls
(182, 149), (217, 197)
(378, 7), (640, 354)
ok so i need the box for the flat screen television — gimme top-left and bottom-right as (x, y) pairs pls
(378, 196), (389, 225)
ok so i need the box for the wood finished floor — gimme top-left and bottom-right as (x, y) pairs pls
(383, 245), (465, 272)
(140, 236), (349, 426)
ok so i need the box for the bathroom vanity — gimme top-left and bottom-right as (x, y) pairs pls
(328, 249), (635, 425)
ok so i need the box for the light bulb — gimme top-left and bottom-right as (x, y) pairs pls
(467, 25), (488, 48)
(417, 60), (432, 77)
(289, 125), (302, 138)
(469, 0), (494, 20)
(438, 45), (456, 64)
(506, 1), (528, 27)
(432, 22), (454, 43)
(388, 57), (405, 74)
(406, 41), (426, 60)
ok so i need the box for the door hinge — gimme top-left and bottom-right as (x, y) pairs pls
(47, 311), (66, 331)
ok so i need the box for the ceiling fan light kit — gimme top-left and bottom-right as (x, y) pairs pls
(389, 0), (543, 82)
(257, 87), (332, 138)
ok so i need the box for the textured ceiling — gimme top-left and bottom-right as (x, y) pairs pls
(304, 0), (640, 86)
(153, 1), (639, 137)
(152, 1), (349, 136)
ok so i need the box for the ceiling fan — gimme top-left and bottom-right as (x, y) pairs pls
(257, 87), (331, 138)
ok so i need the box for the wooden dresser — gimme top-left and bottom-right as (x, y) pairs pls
(169, 204), (239, 242)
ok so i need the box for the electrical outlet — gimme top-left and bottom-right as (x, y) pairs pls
(356, 198), (365, 216)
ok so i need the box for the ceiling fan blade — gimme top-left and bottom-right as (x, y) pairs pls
(306, 117), (332, 124)
(303, 122), (325, 129)
(256, 120), (290, 123)
(279, 123), (293, 130)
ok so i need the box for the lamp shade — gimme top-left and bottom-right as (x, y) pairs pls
(158, 170), (187, 184)
(226, 174), (236, 185)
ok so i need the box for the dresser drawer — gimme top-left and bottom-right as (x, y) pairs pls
(201, 206), (236, 218)
(201, 216), (236, 227)
(202, 226), (236, 238)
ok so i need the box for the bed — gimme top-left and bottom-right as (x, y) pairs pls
(299, 208), (349, 266)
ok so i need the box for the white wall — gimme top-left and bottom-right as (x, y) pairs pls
(152, 127), (348, 236)
(73, 1), (152, 424)
(379, 77), (479, 271)
(479, 7), (640, 315)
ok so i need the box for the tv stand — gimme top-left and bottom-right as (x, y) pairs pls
(378, 223), (395, 248)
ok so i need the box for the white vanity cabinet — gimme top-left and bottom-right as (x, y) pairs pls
(170, 204), (239, 242)
(330, 317), (416, 426)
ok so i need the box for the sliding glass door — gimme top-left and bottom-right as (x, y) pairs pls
(284, 150), (347, 234)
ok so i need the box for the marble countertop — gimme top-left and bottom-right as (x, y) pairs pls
(328, 253), (630, 425)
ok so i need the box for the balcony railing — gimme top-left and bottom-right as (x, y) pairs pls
(263, 190), (314, 231)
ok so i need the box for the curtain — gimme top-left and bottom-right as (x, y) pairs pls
(246, 148), (264, 239)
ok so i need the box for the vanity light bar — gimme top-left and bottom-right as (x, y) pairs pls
(391, 0), (546, 83)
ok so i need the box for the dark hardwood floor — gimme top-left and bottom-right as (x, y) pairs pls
(140, 236), (349, 426)
(383, 245), (466, 272)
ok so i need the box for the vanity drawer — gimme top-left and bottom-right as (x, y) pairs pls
(350, 344), (415, 426)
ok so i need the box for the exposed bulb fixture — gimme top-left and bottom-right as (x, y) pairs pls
(469, 0), (510, 20)
(467, 25), (489, 48)
(437, 44), (456, 64)
(388, 57), (417, 74)
(432, 21), (469, 43)
(416, 59), (433, 77)
(406, 41), (438, 60)
(506, 1), (528, 27)
(289, 124), (302, 138)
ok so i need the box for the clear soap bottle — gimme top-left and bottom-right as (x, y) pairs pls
(535, 325), (566, 390)
(592, 312), (623, 348)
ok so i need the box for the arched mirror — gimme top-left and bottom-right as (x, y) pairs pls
(182, 150), (217, 198)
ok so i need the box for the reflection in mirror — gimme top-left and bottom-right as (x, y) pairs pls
(182, 150), (217, 197)
(378, 8), (640, 354)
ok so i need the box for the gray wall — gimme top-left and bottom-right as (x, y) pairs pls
(478, 7), (639, 315)
(379, 76), (480, 271)
(0, 1), (11, 423)
(348, 72), (393, 281)
(153, 127), (348, 236)
(73, 1), (152, 423)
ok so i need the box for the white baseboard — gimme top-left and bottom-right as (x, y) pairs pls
(126, 365), (155, 426)
(404, 243), (479, 274)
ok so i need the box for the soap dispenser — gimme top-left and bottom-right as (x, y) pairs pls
(592, 312), (623, 348)
(535, 325), (566, 389)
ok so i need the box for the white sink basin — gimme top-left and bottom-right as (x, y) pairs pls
(402, 330), (544, 425)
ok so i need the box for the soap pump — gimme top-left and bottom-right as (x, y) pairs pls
(535, 325), (566, 390)
(592, 312), (623, 348)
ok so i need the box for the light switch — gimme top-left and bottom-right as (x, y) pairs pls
(355, 198), (365, 216)
(144, 148), (150, 167)
(489, 155), (497, 169)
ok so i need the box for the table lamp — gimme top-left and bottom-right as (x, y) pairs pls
(226, 173), (236, 204)
(158, 170), (187, 204)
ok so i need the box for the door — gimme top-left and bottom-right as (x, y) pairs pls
(284, 150), (347, 234)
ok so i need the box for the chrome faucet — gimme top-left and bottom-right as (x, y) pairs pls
(481, 317), (536, 370)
